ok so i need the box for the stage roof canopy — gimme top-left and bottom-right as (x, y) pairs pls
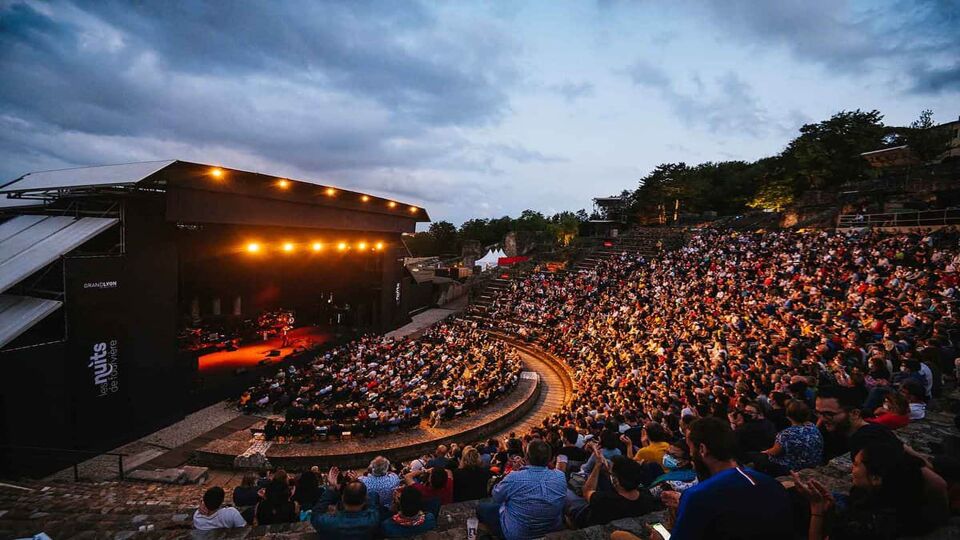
(0, 294), (62, 349)
(1, 160), (431, 232)
(0, 215), (118, 293)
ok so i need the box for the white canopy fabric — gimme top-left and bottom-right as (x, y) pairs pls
(0, 215), (118, 293)
(0, 294), (62, 349)
(476, 249), (501, 269)
(0, 160), (175, 194)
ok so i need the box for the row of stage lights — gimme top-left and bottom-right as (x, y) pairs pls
(209, 167), (419, 214)
(244, 241), (385, 254)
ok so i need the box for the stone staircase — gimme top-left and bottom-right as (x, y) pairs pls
(572, 227), (682, 272)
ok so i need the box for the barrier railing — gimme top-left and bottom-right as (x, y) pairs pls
(0, 444), (126, 481)
(837, 208), (960, 229)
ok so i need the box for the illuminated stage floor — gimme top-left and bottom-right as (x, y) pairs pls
(197, 326), (332, 373)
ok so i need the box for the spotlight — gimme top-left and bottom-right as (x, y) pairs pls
(277, 179), (290, 189)
(375, 242), (384, 251)
(361, 195), (370, 202)
(211, 167), (224, 178)
(246, 242), (260, 253)
(337, 242), (347, 251)
(312, 242), (323, 252)
(358, 241), (367, 250)
(283, 242), (295, 252)
(409, 206), (418, 213)
(388, 201), (397, 208)
(325, 187), (336, 196)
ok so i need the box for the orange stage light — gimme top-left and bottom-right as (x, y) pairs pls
(358, 241), (367, 250)
(409, 206), (418, 213)
(277, 179), (290, 189)
(325, 187), (337, 196)
(375, 242), (384, 251)
(246, 242), (260, 253)
(282, 242), (295, 252)
(361, 195), (370, 202)
(387, 201), (397, 208)
(337, 242), (347, 251)
(211, 167), (224, 178)
(312, 242), (323, 252)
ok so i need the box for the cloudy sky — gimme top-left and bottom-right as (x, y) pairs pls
(1, 1), (957, 226)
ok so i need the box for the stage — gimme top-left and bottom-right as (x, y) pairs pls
(197, 326), (332, 374)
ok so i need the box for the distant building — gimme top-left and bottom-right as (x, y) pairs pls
(861, 115), (960, 168)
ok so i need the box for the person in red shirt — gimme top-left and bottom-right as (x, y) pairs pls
(867, 391), (910, 430)
(403, 467), (454, 505)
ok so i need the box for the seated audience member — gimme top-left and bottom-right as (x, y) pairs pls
(817, 386), (902, 461)
(730, 400), (777, 455)
(403, 466), (454, 506)
(666, 417), (793, 539)
(193, 486), (247, 530)
(361, 456), (401, 512)
(757, 399), (823, 475)
(565, 449), (657, 528)
(311, 472), (380, 540)
(476, 439), (566, 540)
(867, 392), (910, 430)
(557, 427), (588, 466)
(426, 444), (452, 470)
(579, 429), (622, 476)
(453, 446), (493, 502)
(648, 440), (697, 497)
(232, 473), (260, 507)
(382, 485), (438, 538)
(794, 441), (947, 539)
(623, 422), (671, 469)
(292, 469), (321, 513)
(254, 475), (299, 525)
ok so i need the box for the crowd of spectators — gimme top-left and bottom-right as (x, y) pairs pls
(199, 228), (960, 539)
(239, 321), (522, 439)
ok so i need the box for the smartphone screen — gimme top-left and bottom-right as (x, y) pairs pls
(652, 523), (671, 540)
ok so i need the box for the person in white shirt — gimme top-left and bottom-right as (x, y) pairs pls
(193, 486), (247, 531)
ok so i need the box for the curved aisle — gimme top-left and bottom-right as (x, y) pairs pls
(489, 335), (574, 439)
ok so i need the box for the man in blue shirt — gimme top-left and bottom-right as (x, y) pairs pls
(311, 472), (380, 540)
(667, 417), (792, 540)
(476, 439), (566, 540)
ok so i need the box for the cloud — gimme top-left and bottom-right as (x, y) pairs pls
(0, 0), (520, 208)
(627, 61), (771, 136)
(486, 143), (568, 164)
(698, 0), (960, 95)
(548, 81), (595, 102)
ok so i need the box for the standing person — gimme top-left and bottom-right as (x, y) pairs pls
(193, 486), (247, 530)
(475, 439), (566, 540)
(665, 417), (793, 539)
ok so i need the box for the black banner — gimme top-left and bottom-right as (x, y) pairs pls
(65, 256), (132, 448)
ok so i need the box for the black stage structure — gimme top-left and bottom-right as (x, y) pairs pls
(0, 160), (429, 476)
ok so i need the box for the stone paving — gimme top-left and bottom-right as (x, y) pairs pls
(44, 401), (245, 482)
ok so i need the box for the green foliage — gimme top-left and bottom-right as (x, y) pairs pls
(626, 108), (949, 222)
(405, 211), (587, 257)
(783, 109), (887, 190)
(902, 109), (954, 162)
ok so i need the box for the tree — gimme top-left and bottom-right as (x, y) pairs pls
(428, 221), (459, 255)
(783, 109), (887, 190)
(903, 109), (953, 163)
